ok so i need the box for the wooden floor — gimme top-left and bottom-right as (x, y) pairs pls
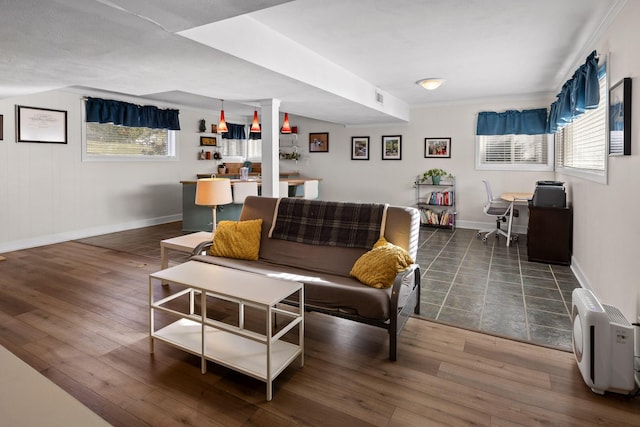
(0, 224), (639, 426)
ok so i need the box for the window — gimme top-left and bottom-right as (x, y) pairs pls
(84, 123), (176, 160)
(476, 133), (553, 171)
(555, 66), (607, 182)
(81, 98), (178, 161)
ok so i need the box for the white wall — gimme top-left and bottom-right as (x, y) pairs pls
(0, 90), (235, 251)
(557, 0), (640, 323)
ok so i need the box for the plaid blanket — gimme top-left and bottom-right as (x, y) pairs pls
(268, 198), (387, 249)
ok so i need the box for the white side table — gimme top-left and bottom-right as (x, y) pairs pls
(160, 231), (212, 270)
(149, 261), (304, 401)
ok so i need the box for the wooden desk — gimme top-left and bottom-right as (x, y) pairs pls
(500, 192), (533, 247)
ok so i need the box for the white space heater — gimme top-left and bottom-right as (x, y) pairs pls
(571, 288), (636, 395)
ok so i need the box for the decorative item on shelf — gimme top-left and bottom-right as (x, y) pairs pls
(198, 149), (205, 160)
(416, 168), (452, 186)
(211, 124), (217, 133)
(205, 151), (212, 160)
(218, 162), (227, 174)
(279, 151), (301, 160)
(199, 119), (206, 132)
(213, 152), (222, 160)
(200, 136), (216, 146)
(218, 99), (228, 133)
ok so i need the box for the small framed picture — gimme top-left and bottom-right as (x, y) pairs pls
(200, 136), (217, 146)
(382, 135), (402, 160)
(424, 137), (451, 158)
(609, 77), (632, 156)
(351, 136), (369, 160)
(309, 132), (329, 152)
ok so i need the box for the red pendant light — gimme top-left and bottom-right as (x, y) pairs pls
(218, 99), (228, 133)
(280, 112), (292, 134)
(250, 110), (261, 132)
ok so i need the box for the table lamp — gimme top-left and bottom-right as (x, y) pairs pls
(195, 178), (232, 232)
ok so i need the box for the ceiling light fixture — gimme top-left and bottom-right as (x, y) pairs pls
(280, 112), (292, 134)
(250, 110), (261, 133)
(416, 78), (445, 90)
(218, 99), (228, 133)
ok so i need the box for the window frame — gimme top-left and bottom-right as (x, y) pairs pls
(81, 100), (179, 162)
(554, 65), (608, 184)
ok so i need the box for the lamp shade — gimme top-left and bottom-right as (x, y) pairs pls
(250, 110), (261, 132)
(280, 112), (292, 134)
(217, 99), (228, 133)
(195, 178), (232, 206)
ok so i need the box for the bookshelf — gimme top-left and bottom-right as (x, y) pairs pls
(415, 177), (456, 230)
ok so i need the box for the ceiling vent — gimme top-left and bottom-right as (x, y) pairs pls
(375, 91), (384, 105)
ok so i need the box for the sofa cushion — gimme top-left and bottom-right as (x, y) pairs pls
(191, 254), (392, 320)
(208, 219), (262, 261)
(350, 239), (414, 289)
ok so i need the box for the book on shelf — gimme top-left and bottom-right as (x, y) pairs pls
(419, 208), (454, 226)
(420, 191), (454, 206)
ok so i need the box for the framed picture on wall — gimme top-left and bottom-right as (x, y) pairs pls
(424, 137), (451, 158)
(609, 77), (632, 156)
(382, 135), (402, 160)
(16, 105), (67, 144)
(351, 136), (369, 160)
(309, 132), (329, 152)
(200, 136), (217, 146)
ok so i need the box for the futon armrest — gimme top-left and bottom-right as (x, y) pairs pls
(191, 241), (213, 256)
(390, 263), (420, 310)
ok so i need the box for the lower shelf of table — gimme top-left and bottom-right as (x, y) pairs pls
(152, 318), (302, 381)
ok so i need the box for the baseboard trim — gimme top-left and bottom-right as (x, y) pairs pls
(0, 214), (182, 253)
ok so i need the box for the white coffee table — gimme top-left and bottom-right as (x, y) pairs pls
(149, 260), (304, 401)
(160, 231), (211, 270)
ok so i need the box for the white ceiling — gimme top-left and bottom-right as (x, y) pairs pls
(0, 0), (622, 126)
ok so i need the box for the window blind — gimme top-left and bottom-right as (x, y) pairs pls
(555, 68), (606, 172)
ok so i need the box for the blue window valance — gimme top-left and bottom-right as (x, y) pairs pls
(221, 123), (246, 139)
(476, 108), (548, 135)
(547, 51), (600, 133)
(85, 97), (180, 130)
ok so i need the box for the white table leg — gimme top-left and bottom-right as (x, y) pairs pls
(506, 201), (515, 247)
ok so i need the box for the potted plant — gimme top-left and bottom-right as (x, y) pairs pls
(417, 168), (452, 185)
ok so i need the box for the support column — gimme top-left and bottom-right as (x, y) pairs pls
(260, 99), (281, 197)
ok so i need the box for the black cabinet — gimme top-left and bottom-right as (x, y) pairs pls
(527, 206), (573, 265)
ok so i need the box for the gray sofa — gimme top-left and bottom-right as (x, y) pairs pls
(191, 196), (421, 360)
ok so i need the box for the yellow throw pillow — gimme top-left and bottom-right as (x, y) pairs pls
(208, 219), (263, 261)
(350, 240), (414, 289)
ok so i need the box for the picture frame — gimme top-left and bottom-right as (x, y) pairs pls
(309, 132), (329, 152)
(424, 137), (451, 158)
(351, 136), (369, 160)
(16, 105), (67, 144)
(200, 136), (217, 146)
(609, 77), (632, 156)
(382, 135), (402, 160)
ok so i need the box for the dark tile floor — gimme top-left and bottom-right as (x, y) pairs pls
(415, 226), (580, 351)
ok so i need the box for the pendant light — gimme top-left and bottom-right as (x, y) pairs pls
(250, 110), (261, 132)
(218, 99), (228, 133)
(280, 112), (292, 134)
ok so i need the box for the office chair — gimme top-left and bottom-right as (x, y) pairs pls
(476, 179), (518, 242)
